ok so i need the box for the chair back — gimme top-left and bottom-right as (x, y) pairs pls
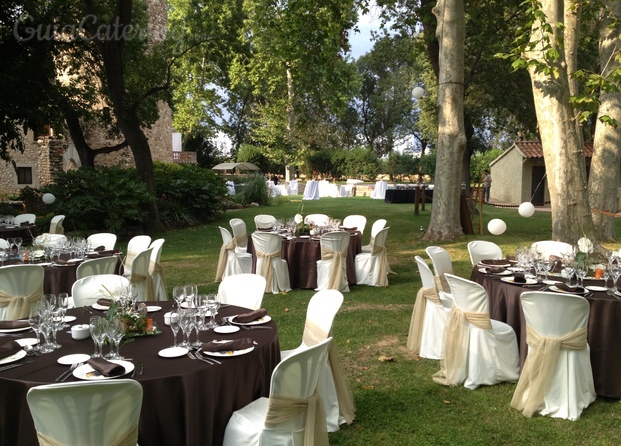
(218, 273), (266, 309)
(34, 234), (67, 247)
(229, 218), (248, 250)
(530, 240), (573, 259)
(304, 214), (330, 226)
(415, 255), (435, 290)
(370, 227), (389, 251)
(49, 215), (65, 234)
(369, 219), (387, 238)
(342, 215), (367, 234)
(426, 246), (453, 278)
(444, 274), (490, 315)
(148, 238), (167, 301)
(320, 231), (349, 258)
(124, 235), (152, 276)
(0, 264), (44, 320)
(14, 213), (35, 225)
(27, 379), (143, 446)
(148, 238), (165, 274)
(251, 231), (282, 258)
(72, 274), (130, 307)
(76, 256), (118, 280)
(301, 290), (343, 348)
(87, 233), (117, 251)
(467, 240), (503, 266)
(128, 248), (153, 301)
(254, 214), (276, 230)
(520, 291), (590, 338)
(0, 238), (8, 249)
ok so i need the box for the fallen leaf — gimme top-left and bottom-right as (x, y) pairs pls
(284, 308), (289, 312)
(378, 356), (395, 362)
(443, 400), (451, 405)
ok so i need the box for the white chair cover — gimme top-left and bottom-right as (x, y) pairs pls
(0, 265), (44, 321)
(218, 273), (266, 310)
(251, 232), (291, 294)
(26, 379), (143, 446)
(530, 240), (573, 259)
(148, 238), (167, 301)
(33, 234), (67, 248)
(229, 218), (248, 253)
(339, 185), (353, 197)
(355, 227), (390, 287)
(511, 292), (596, 420)
(318, 180), (339, 198)
(87, 233), (117, 251)
(467, 240), (503, 266)
(425, 246), (454, 297)
(361, 219), (387, 252)
(72, 274), (130, 308)
(49, 215), (65, 234)
(370, 181), (387, 199)
(276, 184), (289, 196)
(215, 227), (252, 282)
(0, 238), (8, 249)
(302, 180), (320, 200)
(127, 248), (153, 301)
(316, 231), (350, 292)
(287, 179), (299, 195)
(342, 215), (367, 234)
(14, 213), (35, 225)
(226, 180), (236, 195)
(254, 214), (277, 230)
(407, 256), (451, 360)
(223, 337), (333, 446)
(76, 256), (118, 280)
(304, 214), (330, 227)
(267, 180), (280, 197)
(123, 235), (152, 278)
(433, 274), (519, 390)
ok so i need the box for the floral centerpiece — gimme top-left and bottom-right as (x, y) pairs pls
(294, 213), (311, 236)
(103, 288), (159, 338)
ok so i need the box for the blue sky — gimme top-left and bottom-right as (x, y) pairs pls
(349, 3), (383, 59)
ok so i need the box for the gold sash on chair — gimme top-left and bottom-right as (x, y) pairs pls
(36, 425), (138, 446)
(256, 248), (280, 293)
(433, 273), (452, 295)
(233, 233), (248, 250)
(0, 284), (44, 320)
(265, 390), (328, 446)
(371, 244), (390, 287)
(321, 244), (347, 290)
(214, 240), (236, 282)
(407, 286), (442, 354)
(130, 271), (154, 301)
(510, 325), (588, 418)
(433, 307), (492, 386)
(149, 261), (168, 300)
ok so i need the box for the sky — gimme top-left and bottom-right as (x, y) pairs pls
(349, 3), (383, 59)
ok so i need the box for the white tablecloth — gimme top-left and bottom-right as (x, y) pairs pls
(287, 180), (299, 195)
(318, 180), (339, 198)
(371, 181), (388, 199)
(303, 180), (320, 200)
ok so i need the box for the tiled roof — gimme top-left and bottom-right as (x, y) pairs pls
(515, 140), (593, 158)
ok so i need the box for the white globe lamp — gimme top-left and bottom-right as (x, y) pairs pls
(42, 193), (56, 204)
(488, 218), (507, 235)
(412, 87), (425, 99)
(518, 202), (535, 218)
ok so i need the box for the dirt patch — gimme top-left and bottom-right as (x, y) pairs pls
(340, 303), (412, 312)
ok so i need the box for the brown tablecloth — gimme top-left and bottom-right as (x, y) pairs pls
(0, 301), (280, 446)
(0, 225), (37, 244)
(471, 267), (621, 398)
(247, 231), (362, 289)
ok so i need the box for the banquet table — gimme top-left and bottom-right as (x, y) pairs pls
(370, 181), (387, 199)
(303, 180), (320, 200)
(0, 301), (280, 446)
(248, 231), (362, 289)
(471, 267), (621, 398)
(0, 224), (37, 244)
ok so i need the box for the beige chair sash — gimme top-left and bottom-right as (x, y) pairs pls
(371, 244), (389, 287)
(433, 307), (491, 386)
(510, 325), (588, 418)
(433, 274), (452, 294)
(124, 253), (137, 273)
(214, 240), (236, 282)
(407, 286), (442, 354)
(265, 390), (328, 446)
(234, 233), (248, 249)
(321, 244), (347, 290)
(0, 284), (44, 320)
(130, 271), (154, 301)
(256, 248), (280, 293)
(36, 425), (138, 446)
(149, 261), (168, 300)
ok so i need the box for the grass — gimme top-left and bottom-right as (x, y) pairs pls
(144, 197), (621, 445)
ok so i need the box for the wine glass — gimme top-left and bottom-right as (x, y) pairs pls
(205, 294), (220, 329)
(14, 237), (22, 255)
(6, 238), (15, 256)
(610, 260), (621, 296)
(184, 283), (197, 308)
(172, 285), (185, 307)
(28, 304), (44, 353)
(0, 248), (6, 266)
(89, 316), (108, 358)
(106, 319), (126, 360)
(57, 292), (70, 328)
(575, 262), (587, 288)
(177, 309), (193, 348)
(197, 294), (209, 330)
(169, 309), (180, 348)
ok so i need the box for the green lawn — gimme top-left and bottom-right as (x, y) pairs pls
(147, 197), (621, 445)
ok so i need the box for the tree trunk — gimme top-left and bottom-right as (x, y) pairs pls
(424, 0), (466, 241)
(285, 67), (295, 182)
(564, 1), (584, 148)
(525, 0), (593, 243)
(589, 1), (621, 242)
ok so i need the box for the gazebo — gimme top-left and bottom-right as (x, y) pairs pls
(211, 162), (261, 174)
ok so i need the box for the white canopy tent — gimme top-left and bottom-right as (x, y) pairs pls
(212, 162), (261, 173)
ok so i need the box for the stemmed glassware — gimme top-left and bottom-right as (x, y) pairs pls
(57, 293), (70, 328)
(575, 262), (587, 288)
(178, 309), (193, 348)
(205, 294), (221, 329)
(105, 319), (126, 360)
(172, 285), (185, 307)
(28, 303), (48, 353)
(184, 283), (197, 309)
(609, 258), (621, 296)
(197, 294), (209, 330)
(89, 316), (108, 358)
(564, 259), (576, 287)
(6, 238), (15, 257)
(14, 237), (22, 256)
(169, 309), (180, 348)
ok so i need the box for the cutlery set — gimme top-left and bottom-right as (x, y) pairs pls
(187, 349), (221, 365)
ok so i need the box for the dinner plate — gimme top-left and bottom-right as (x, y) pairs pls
(501, 277), (538, 285)
(0, 326), (31, 333)
(92, 303), (110, 311)
(64, 316), (77, 323)
(200, 345), (254, 358)
(158, 346), (188, 358)
(147, 306), (162, 312)
(478, 268), (512, 276)
(478, 261), (511, 268)
(549, 285), (587, 295)
(214, 325), (240, 334)
(57, 353), (91, 365)
(73, 360), (134, 380)
(179, 302), (196, 309)
(229, 315), (272, 326)
(0, 349), (27, 365)
(299, 235), (310, 239)
(586, 285), (608, 292)
(15, 338), (38, 347)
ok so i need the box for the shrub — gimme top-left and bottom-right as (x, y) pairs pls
(233, 173), (271, 206)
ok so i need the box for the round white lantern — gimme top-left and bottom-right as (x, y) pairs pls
(518, 202), (535, 218)
(412, 87), (425, 99)
(488, 218), (507, 235)
(42, 193), (56, 204)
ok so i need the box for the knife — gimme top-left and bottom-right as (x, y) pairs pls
(0, 360), (34, 372)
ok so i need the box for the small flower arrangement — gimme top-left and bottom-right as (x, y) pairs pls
(102, 286), (159, 338)
(294, 204), (310, 236)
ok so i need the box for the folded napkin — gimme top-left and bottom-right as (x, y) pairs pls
(550, 256), (564, 273)
(0, 320), (30, 330)
(485, 266), (506, 274)
(505, 255), (516, 262)
(20, 222), (30, 227)
(555, 283), (585, 294)
(480, 259), (508, 266)
(0, 341), (22, 360)
(96, 298), (113, 307)
(87, 358), (126, 377)
(94, 245), (106, 252)
(201, 338), (254, 353)
(54, 259), (69, 265)
(234, 308), (267, 323)
(512, 273), (527, 283)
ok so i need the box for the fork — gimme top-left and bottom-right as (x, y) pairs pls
(187, 350), (215, 365)
(56, 362), (81, 382)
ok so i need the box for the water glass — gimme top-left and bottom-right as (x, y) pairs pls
(89, 316), (108, 358)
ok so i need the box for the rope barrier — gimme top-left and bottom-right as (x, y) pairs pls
(591, 208), (621, 218)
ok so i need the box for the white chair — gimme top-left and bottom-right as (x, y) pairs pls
(14, 213), (35, 225)
(0, 264), (44, 320)
(215, 227), (252, 282)
(425, 246), (454, 296)
(361, 219), (387, 252)
(27, 379), (143, 446)
(218, 274), (266, 310)
(467, 240), (503, 266)
(76, 256), (118, 280)
(531, 240), (573, 259)
(251, 232), (291, 294)
(87, 233), (117, 251)
(71, 275), (131, 308)
(127, 248), (153, 301)
(370, 180), (387, 199)
(304, 214), (330, 227)
(342, 215), (367, 234)
(229, 218), (249, 254)
(0, 238), (8, 249)
(49, 215), (65, 234)
(433, 274), (519, 390)
(407, 256), (452, 360)
(287, 179), (299, 195)
(123, 235), (152, 278)
(511, 292), (596, 420)
(223, 337), (333, 446)
(302, 180), (320, 200)
(254, 214), (277, 230)
(33, 233), (67, 247)
(316, 231), (350, 292)
(148, 238), (167, 301)
(355, 227), (390, 287)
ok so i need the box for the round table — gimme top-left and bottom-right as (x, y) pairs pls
(0, 301), (280, 446)
(471, 267), (621, 398)
(0, 224), (37, 244)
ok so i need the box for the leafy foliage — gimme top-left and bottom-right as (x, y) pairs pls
(233, 173), (271, 206)
(304, 147), (379, 181)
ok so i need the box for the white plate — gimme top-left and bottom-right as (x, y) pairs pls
(92, 303), (110, 311)
(299, 235), (310, 239)
(542, 279), (558, 285)
(67, 258), (83, 263)
(0, 326), (31, 333)
(147, 306), (162, 312)
(478, 261), (511, 268)
(586, 285), (608, 292)
(501, 277), (538, 285)
(179, 302), (196, 309)
(73, 359), (134, 380)
(200, 345), (254, 357)
(64, 316), (77, 323)
(37, 262), (53, 267)
(0, 349), (27, 365)
(478, 267), (512, 276)
(549, 285), (587, 295)
(57, 353), (91, 365)
(158, 346), (188, 358)
(15, 338), (38, 347)
(229, 315), (272, 326)
(214, 325), (240, 334)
